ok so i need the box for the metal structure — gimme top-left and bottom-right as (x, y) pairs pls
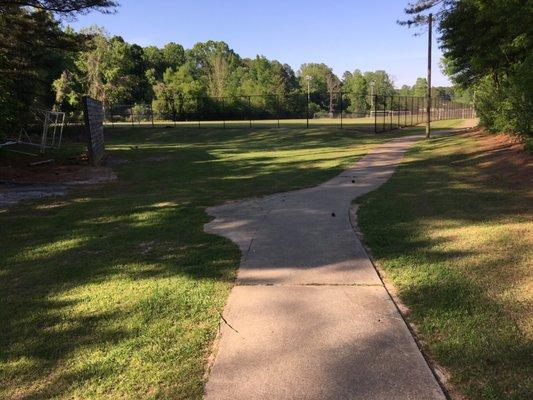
(373, 95), (475, 133)
(17, 109), (66, 153)
(99, 93), (474, 133)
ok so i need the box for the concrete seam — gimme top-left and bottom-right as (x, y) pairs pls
(234, 282), (383, 287)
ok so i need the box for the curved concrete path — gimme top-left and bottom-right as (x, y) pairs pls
(204, 134), (446, 399)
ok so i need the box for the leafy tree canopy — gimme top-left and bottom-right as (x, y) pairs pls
(401, 0), (532, 135)
(0, 0), (117, 15)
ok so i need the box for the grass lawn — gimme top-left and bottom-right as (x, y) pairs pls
(0, 120), (464, 399)
(0, 124), (396, 399)
(357, 132), (532, 399)
(105, 116), (377, 130)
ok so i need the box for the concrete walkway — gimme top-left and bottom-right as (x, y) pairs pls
(204, 132), (452, 399)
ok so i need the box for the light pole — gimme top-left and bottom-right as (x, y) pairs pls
(370, 80), (375, 115)
(305, 75), (312, 128)
(305, 75), (312, 103)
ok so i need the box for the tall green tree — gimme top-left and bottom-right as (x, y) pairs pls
(74, 30), (137, 105)
(152, 63), (204, 118)
(343, 70), (369, 113)
(298, 63), (340, 113)
(0, 0), (116, 137)
(363, 70), (395, 97)
(187, 41), (242, 98)
(412, 77), (428, 97)
(398, 85), (413, 97)
(402, 0), (532, 135)
(0, 7), (81, 135)
(239, 56), (298, 115)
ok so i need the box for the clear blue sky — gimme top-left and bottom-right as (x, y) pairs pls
(68, 0), (450, 87)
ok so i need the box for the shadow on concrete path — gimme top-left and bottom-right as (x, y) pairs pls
(203, 128), (474, 399)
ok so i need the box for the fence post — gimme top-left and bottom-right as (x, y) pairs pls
(390, 96), (393, 130)
(198, 97), (201, 129)
(340, 92), (343, 129)
(410, 97), (413, 126)
(306, 93), (309, 129)
(222, 97), (226, 129)
(150, 105), (154, 128)
(374, 95), (377, 133)
(382, 97), (385, 132)
(131, 108), (134, 126)
(398, 96), (401, 127)
(403, 97), (406, 126)
(248, 96), (252, 128)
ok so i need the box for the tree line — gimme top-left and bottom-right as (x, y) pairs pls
(0, 1), (469, 136)
(4, 1), (524, 138)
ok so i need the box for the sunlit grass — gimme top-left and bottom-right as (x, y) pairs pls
(357, 132), (532, 399)
(1, 122), (464, 398)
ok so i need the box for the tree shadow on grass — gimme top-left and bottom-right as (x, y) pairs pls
(1, 127), (390, 398)
(357, 134), (532, 399)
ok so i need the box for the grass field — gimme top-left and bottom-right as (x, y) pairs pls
(357, 132), (532, 399)
(1, 120), (466, 399)
(103, 116), (376, 130)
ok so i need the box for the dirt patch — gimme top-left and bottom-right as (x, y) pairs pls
(0, 164), (116, 185)
(0, 185), (68, 208)
(463, 129), (532, 186)
(0, 162), (117, 208)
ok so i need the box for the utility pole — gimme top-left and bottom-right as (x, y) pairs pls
(426, 13), (432, 139)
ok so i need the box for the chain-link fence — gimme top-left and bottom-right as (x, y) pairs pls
(53, 93), (474, 133)
(102, 93), (376, 131)
(372, 95), (475, 132)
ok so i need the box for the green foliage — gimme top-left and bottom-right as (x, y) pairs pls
(363, 70), (395, 97)
(404, 0), (532, 136)
(343, 70), (369, 113)
(152, 63), (204, 118)
(412, 77), (428, 97)
(298, 63), (341, 112)
(0, 0), (118, 15)
(1, 1), (464, 134)
(0, 1), (116, 137)
(0, 6), (82, 134)
(398, 84), (413, 97)
(475, 58), (533, 136)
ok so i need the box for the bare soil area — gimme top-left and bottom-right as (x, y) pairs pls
(464, 129), (532, 185)
(0, 147), (116, 207)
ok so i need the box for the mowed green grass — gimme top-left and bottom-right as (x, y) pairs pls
(0, 120), (467, 399)
(2, 123), (440, 400)
(357, 132), (532, 399)
(106, 116), (377, 130)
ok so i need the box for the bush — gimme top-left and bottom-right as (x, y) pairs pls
(475, 57), (532, 138)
